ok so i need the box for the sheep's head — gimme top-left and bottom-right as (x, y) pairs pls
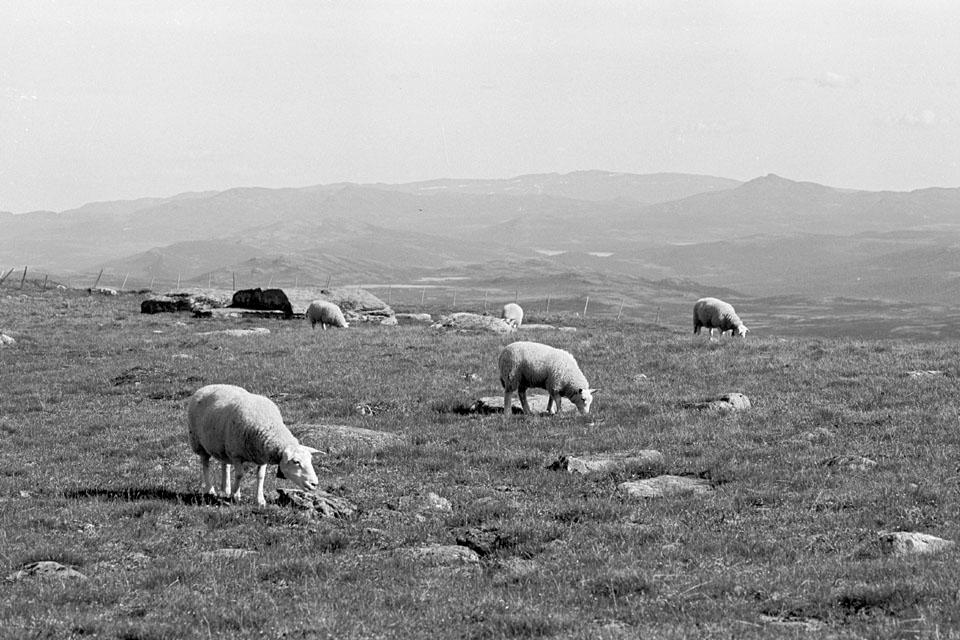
(571, 388), (599, 415)
(735, 325), (749, 337)
(277, 445), (321, 492)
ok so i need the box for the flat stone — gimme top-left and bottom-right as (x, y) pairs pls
(471, 394), (576, 415)
(549, 451), (664, 474)
(295, 423), (406, 454)
(820, 455), (878, 471)
(396, 544), (481, 567)
(275, 488), (358, 518)
(520, 323), (558, 331)
(395, 313), (433, 324)
(694, 392), (751, 411)
(619, 475), (713, 499)
(197, 327), (271, 337)
(200, 548), (260, 561)
(878, 531), (954, 556)
(7, 561), (87, 581)
(1, 333), (17, 346)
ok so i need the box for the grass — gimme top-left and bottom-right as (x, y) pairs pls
(2, 287), (960, 638)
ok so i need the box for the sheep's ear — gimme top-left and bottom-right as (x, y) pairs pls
(589, 388), (600, 395)
(302, 446), (325, 456)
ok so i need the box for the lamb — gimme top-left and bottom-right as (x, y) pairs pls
(501, 303), (524, 329)
(693, 297), (749, 339)
(498, 341), (597, 417)
(186, 384), (321, 506)
(306, 300), (349, 330)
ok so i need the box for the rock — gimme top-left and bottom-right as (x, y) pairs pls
(0, 334), (15, 346)
(395, 313), (433, 324)
(820, 455), (878, 471)
(7, 561), (88, 581)
(200, 548), (260, 561)
(197, 327), (270, 337)
(141, 292), (227, 315)
(295, 423), (406, 455)
(88, 287), (117, 296)
(298, 287), (394, 323)
(431, 312), (516, 334)
(399, 492), (452, 514)
(619, 475), (714, 499)
(559, 327), (578, 332)
(379, 316), (398, 326)
(454, 525), (506, 557)
(878, 531), (954, 556)
(396, 544), (481, 567)
(521, 323), (558, 331)
(230, 288), (294, 317)
(275, 488), (358, 519)
(692, 392), (751, 411)
(548, 451), (664, 474)
(470, 394), (576, 415)
(906, 370), (944, 378)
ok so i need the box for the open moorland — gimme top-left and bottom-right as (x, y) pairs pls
(2, 286), (960, 639)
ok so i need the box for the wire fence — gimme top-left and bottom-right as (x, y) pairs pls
(1, 266), (676, 322)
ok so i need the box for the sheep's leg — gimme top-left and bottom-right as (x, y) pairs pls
(254, 465), (268, 507)
(229, 462), (245, 502)
(503, 389), (516, 417)
(200, 455), (216, 496)
(518, 389), (532, 415)
(220, 462), (232, 496)
(548, 393), (563, 414)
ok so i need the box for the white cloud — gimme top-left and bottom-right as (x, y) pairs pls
(814, 72), (859, 89)
(899, 109), (948, 127)
(672, 120), (743, 135)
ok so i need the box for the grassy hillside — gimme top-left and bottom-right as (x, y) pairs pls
(1, 289), (959, 638)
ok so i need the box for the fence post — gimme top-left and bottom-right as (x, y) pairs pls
(583, 296), (589, 317)
(232, 272), (237, 291)
(120, 272), (129, 292)
(483, 289), (488, 310)
(515, 289), (519, 303)
(453, 288), (458, 306)
(19, 266), (27, 288)
(388, 286), (392, 304)
(545, 295), (550, 314)
(616, 298), (624, 320)
(420, 287), (426, 305)
(42, 275), (48, 291)
(267, 275), (273, 287)
(92, 268), (104, 289)
(177, 273), (181, 290)
(655, 306), (661, 324)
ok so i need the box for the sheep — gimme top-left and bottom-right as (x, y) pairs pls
(498, 341), (597, 417)
(501, 303), (524, 329)
(306, 300), (349, 330)
(693, 297), (749, 339)
(186, 384), (321, 506)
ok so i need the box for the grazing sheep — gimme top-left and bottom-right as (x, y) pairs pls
(501, 303), (524, 329)
(693, 297), (749, 339)
(306, 300), (349, 330)
(498, 341), (597, 417)
(186, 384), (320, 506)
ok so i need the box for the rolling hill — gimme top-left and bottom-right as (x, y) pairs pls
(3, 170), (960, 305)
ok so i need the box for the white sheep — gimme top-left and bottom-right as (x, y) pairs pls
(306, 300), (349, 330)
(498, 341), (597, 417)
(186, 384), (321, 506)
(693, 297), (749, 339)
(501, 303), (524, 329)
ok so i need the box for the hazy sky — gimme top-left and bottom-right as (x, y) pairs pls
(3, 1), (960, 212)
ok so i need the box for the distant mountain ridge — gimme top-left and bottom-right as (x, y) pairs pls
(3, 170), (960, 304)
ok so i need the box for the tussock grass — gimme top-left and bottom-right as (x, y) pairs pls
(1, 289), (960, 637)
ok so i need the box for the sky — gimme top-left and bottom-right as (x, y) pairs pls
(2, 0), (960, 213)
